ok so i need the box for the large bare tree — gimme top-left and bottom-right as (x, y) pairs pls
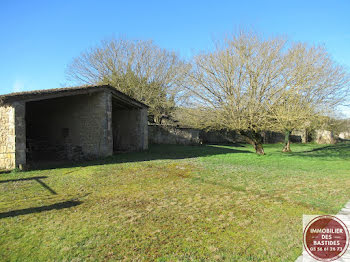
(186, 31), (349, 154)
(268, 43), (350, 152)
(186, 32), (289, 154)
(66, 38), (189, 123)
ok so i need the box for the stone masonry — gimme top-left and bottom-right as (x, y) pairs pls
(0, 105), (16, 169)
(112, 108), (148, 151)
(0, 85), (148, 170)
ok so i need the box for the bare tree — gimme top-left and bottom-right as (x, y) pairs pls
(186, 31), (350, 154)
(266, 92), (315, 152)
(66, 38), (190, 123)
(268, 43), (350, 152)
(186, 31), (288, 154)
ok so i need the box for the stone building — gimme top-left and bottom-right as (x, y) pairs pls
(0, 85), (148, 170)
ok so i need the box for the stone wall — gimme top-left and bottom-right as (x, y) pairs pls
(339, 132), (350, 140)
(0, 102), (26, 170)
(291, 130), (308, 143)
(148, 125), (309, 146)
(148, 125), (201, 145)
(1, 89), (148, 170)
(149, 125), (248, 145)
(26, 91), (113, 162)
(112, 108), (148, 151)
(149, 125), (342, 146)
(199, 130), (246, 144)
(261, 130), (304, 144)
(0, 105), (15, 169)
(315, 130), (336, 144)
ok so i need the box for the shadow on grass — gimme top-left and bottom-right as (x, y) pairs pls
(290, 142), (350, 159)
(0, 176), (57, 195)
(0, 200), (82, 219)
(28, 144), (251, 171)
(0, 176), (48, 183)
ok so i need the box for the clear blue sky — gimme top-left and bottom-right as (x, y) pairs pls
(1, 0), (349, 114)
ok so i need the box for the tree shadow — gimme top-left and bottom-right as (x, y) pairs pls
(28, 144), (252, 171)
(0, 200), (82, 219)
(290, 142), (350, 159)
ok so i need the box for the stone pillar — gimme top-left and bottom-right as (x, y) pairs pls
(99, 91), (113, 157)
(302, 129), (308, 143)
(0, 105), (16, 169)
(0, 102), (26, 170)
(139, 108), (148, 150)
(14, 102), (26, 169)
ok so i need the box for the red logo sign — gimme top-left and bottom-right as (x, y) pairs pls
(303, 215), (349, 261)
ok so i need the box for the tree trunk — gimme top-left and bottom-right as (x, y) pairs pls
(240, 130), (265, 155)
(253, 141), (265, 155)
(282, 130), (292, 152)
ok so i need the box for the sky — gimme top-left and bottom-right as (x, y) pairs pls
(1, 0), (350, 116)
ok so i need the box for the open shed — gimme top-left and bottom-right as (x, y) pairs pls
(0, 85), (148, 170)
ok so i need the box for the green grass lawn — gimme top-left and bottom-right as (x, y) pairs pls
(1, 142), (350, 261)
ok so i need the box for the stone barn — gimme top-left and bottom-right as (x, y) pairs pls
(0, 85), (148, 170)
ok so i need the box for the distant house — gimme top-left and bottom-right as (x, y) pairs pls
(0, 85), (148, 170)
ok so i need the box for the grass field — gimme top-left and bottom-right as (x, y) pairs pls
(1, 142), (350, 261)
